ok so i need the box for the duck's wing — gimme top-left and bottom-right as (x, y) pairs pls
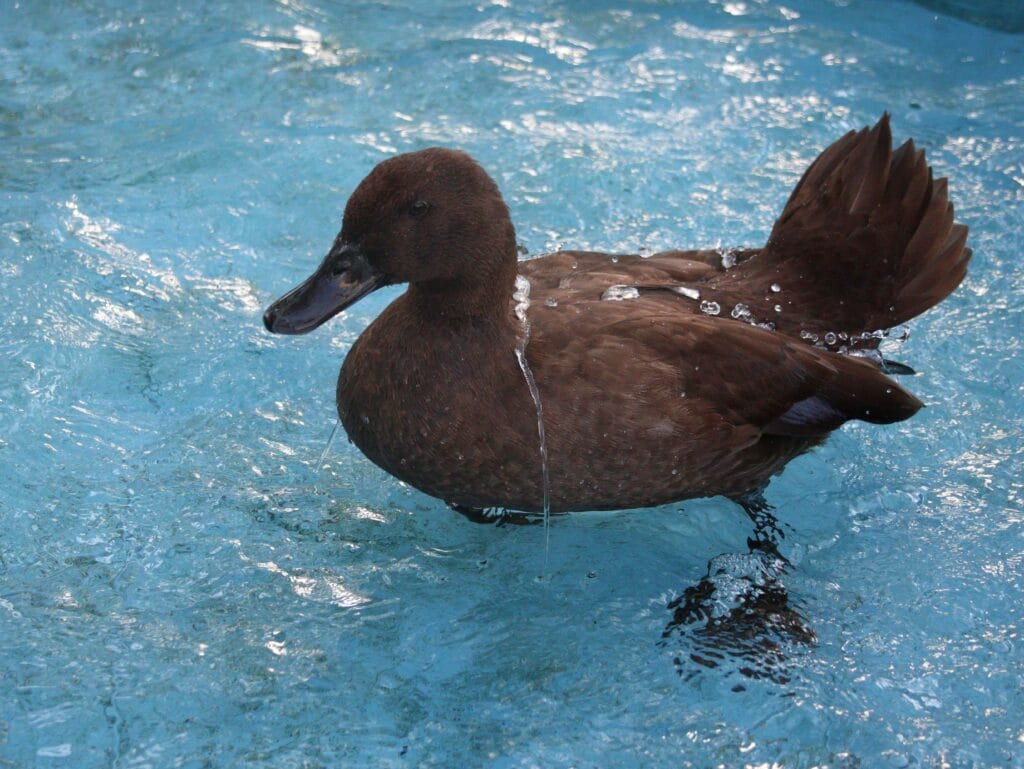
(696, 114), (970, 342)
(531, 306), (922, 442)
(519, 250), (723, 307)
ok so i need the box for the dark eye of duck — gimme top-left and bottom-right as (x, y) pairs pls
(408, 199), (430, 219)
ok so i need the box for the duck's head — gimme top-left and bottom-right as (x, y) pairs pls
(264, 148), (517, 334)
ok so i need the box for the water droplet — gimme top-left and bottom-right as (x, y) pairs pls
(719, 249), (737, 269)
(610, 255), (619, 263)
(544, 298), (558, 308)
(602, 284), (640, 301)
(770, 283), (782, 293)
(774, 304), (782, 313)
(699, 300), (721, 316)
(672, 286), (701, 300)
(824, 332), (838, 345)
(800, 330), (819, 343)
(513, 274), (531, 323)
(671, 469), (678, 476)
(850, 348), (884, 366)
(885, 388), (892, 394)
(730, 303), (752, 320)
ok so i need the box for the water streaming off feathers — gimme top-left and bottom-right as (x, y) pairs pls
(513, 274), (551, 559)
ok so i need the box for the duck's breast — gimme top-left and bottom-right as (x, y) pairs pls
(337, 301), (546, 509)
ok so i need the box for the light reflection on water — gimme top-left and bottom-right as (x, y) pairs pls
(1, 0), (1022, 767)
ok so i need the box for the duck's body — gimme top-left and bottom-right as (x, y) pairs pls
(265, 115), (970, 513)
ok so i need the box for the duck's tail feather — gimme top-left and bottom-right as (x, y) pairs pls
(703, 114), (971, 341)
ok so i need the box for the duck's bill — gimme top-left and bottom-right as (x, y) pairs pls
(263, 242), (384, 335)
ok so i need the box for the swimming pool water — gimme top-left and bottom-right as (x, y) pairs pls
(1, 1), (1022, 767)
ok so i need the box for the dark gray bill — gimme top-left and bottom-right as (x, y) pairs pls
(263, 242), (384, 335)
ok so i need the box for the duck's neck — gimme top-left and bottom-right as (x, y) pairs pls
(406, 260), (520, 328)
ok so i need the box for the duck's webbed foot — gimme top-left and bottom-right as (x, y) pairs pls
(660, 494), (814, 687)
(447, 503), (541, 526)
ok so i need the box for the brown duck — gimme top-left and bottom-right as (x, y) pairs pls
(264, 115), (970, 514)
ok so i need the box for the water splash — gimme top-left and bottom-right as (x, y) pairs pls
(800, 326), (910, 361)
(513, 274), (531, 323)
(513, 275), (552, 564)
(718, 247), (738, 269)
(315, 419), (343, 496)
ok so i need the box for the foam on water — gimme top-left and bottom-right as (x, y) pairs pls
(2, 1), (1023, 767)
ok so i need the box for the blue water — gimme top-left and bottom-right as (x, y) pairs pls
(2, 1), (1022, 766)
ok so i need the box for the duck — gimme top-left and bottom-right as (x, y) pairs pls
(263, 115), (970, 515)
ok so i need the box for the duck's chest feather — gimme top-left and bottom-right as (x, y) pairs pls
(337, 298), (544, 509)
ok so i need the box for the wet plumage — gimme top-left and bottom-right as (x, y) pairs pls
(264, 115), (970, 513)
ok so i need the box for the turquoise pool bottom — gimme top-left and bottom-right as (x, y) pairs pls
(1, 0), (1023, 766)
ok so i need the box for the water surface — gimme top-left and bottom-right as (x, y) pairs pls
(2, 1), (1022, 766)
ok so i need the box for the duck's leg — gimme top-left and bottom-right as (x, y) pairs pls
(660, 493), (813, 686)
(447, 502), (541, 526)
(733, 490), (790, 569)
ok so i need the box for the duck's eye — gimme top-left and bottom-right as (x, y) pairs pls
(408, 199), (430, 219)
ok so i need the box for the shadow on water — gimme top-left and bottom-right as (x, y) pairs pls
(447, 493), (817, 687)
(659, 495), (816, 688)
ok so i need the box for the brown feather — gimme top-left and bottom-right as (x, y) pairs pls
(266, 116), (969, 513)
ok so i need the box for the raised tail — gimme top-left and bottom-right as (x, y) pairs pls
(702, 114), (971, 342)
